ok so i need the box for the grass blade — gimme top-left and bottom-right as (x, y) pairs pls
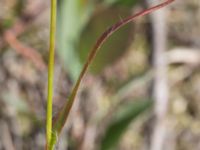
(46, 0), (57, 148)
(101, 100), (153, 150)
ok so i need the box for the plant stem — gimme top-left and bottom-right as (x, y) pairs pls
(46, 0), (57, 148)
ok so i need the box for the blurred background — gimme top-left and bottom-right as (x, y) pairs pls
(0, 0), (200, 149)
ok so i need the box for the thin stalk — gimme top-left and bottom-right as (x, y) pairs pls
(46, 0), (57, 148)
(52, 0), (175, 141)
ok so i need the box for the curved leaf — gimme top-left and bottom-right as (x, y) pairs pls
(101, 100), (153, 150)
(51, 0), (175, 148)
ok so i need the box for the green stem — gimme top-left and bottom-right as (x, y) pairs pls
(46, 0), (57, 148)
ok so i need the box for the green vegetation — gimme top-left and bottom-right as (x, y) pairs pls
(46, 0), (175, 149)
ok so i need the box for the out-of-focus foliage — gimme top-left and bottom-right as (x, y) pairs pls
(57, 0), (94, 81)
(101, 99), (152, 150)
(104, 0), (140, 7)
(57, 0), (138, 80)
(78, 7), (132, 74)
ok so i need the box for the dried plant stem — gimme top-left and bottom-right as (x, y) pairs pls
(148, 3), (169, 150)
(46, 0), (57, 148)
(52, 0), (175, 144)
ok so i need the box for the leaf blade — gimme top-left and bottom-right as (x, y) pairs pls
(101, 100), (153, 150)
